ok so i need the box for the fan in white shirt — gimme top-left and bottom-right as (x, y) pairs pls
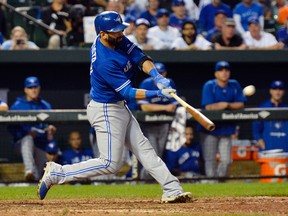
(127, 18), (165, 50)
(243, 17), (284, 50)
(171, 20), (212, 50)
(147, 8), (181, 49)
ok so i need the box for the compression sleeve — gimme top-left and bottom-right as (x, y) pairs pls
(119, 84), (160, 100)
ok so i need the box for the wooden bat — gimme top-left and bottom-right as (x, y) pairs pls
(170, 92), (215, 131)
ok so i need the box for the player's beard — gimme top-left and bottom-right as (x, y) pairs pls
(107, 34), (123, 46)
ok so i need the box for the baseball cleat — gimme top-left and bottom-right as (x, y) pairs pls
(161, 192), (192, 204)
(37, 162), (53, 200)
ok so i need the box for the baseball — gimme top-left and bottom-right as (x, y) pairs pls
(243, 85), (256, 96)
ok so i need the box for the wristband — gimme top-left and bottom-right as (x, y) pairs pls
(145, 90), (159, 98)
(148, 68), (161, 79)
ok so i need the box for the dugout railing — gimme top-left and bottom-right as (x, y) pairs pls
(0, 108), (288, 183)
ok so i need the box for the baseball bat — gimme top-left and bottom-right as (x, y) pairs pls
(170, 92), (215, 131)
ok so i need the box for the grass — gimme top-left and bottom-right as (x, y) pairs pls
(0, 182), (287, 200)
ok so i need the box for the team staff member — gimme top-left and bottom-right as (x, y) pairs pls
(198, 61), (246, 179)
(38, 11), (192, 203)
(253, 81), (288, 152)
(9, 76), (56, 181)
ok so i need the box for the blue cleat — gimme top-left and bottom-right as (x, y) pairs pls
(37, 162), (54, 200)
(161, 192), (192, 204)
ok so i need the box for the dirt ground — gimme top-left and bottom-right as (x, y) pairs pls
(0, 197), (288, 216)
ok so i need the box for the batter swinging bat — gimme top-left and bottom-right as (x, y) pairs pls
(170, 92), (215, 131)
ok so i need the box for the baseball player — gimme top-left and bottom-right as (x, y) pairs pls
(252, 81), (288, 152)
(9, 76), (57, 181)
(38, 11), (192, 203)
(198, 61), (246, 179)
(138, 62), (177, 179)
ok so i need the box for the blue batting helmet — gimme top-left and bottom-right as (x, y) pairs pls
(94, 11), (129, 35)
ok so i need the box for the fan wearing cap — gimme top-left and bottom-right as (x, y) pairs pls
(198, 61), (246, 180)
(138, 62), (178, 179)
(169, 0), (190, 31)
(139, 0), (160, 27)
(211, 18), (247, 50)
(233, 0), (264, 36)
(127, 18), (165, 50)
(9, 76), (56, 182)
(205, 10), (227, 42)
(243, 17), (284, 50)
(171, 19), (212, 50)
(198, 0), (232, 34)
(147, 8), (180, 49)
(253, 81), (288, 152)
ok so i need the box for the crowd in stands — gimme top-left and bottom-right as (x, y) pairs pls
(0, 0), (288, 49)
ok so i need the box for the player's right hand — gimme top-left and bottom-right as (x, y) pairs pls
(157, 88), (176, 98)
(154, 75), (171, 89)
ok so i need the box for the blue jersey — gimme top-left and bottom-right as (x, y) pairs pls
(139, 11), (158, 27)
(233, 2), (263, 32)
(164, 143), (202, 174)
(61, 148), (94, 165)
(169, 14), (188, 31)
(198, 79), (246, 136)
(252, 100), (288, 152)
(9, 96), (52, 150)
(138, 77), (177, 106)
(277, 27), (288, 48)
(198, 3), (232, 32)
(89, 36), (145, 103)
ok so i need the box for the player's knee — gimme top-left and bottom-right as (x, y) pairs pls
(105, 161), (121, 174)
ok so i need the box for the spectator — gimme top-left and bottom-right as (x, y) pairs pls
(61, 130), (94, 165)
(147, 8), (180, 49)
(41, 0), (72, 49)
(169, 0), (190, 31)
(211, 18), (247, 50)
(138, 62), (178, 160)
(278, 5), (288, 25)
(164, 126), (203, 178)
(127, 18), (165, 50)
(198, 61), (246, 179)
(139, 0), (160, 27)
(171, 19), (212, 50)
(45, 141), (62, 163)
(1, 26), (39, 50)
(66, 4), (86, 48)
(243, 17), (284, 50)
(0, 98), (8, 111)
(233, 0), (264, 36)
(206, 10), (228, 42)
(276, 18), (288, 47)
(124, 14), (136, 36)
(271, 0), (288, 29)
(9, 76), (57, 181)
(183, 0), (200, 21)
(198, 0), (232, 35)
(252, 80), (288, 153)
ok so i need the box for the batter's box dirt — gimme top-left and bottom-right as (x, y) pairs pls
(0, 197), (288, 215)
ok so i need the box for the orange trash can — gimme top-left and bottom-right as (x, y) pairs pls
(257, 150), (288, 183)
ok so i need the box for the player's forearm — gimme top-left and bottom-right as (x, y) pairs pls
(142, 60), (156, 75)
(227, 102), (244, 110)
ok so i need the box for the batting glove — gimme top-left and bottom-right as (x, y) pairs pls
(149, 68), (171, 89)
(157, 88), (176, 98)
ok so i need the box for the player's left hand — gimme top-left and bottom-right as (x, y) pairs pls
(154, 75), (171, 89)
(157, 88), (176, 98)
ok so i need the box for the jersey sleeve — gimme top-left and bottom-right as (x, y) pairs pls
(201, 81), (215, 108)
(117, 36), (146, 65)
(99, 60), (132, 93)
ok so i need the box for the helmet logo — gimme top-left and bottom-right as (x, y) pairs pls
(115, 16), (121, 23)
